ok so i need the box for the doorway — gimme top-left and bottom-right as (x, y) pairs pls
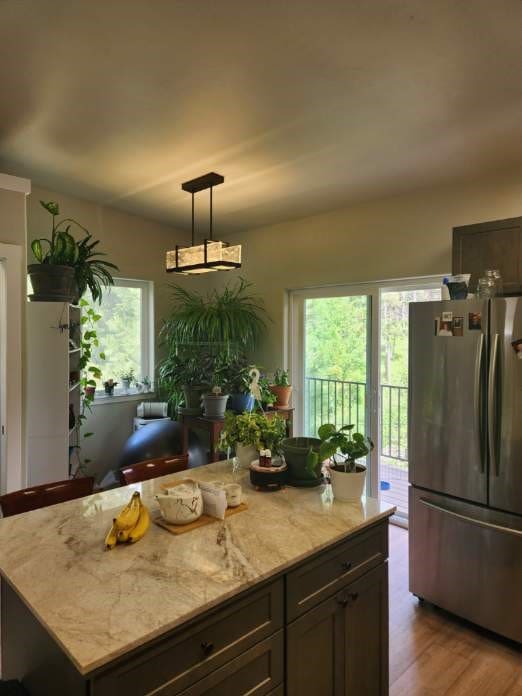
(289, 277), (442, 520)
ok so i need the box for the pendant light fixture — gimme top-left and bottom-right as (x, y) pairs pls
(166, 172), (241, 275)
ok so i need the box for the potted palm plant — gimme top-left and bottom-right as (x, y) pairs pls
(29, 200), (118, 304)
(316, 423), (374, 501)
(270, 369), (293, 409)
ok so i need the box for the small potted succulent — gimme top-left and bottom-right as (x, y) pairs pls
(270, 369), (292, 409)
(316, 423), (374, 501)
(120, 368), (135, 394)
(202, 384), (230, 419)
(220, 411), (286, 468)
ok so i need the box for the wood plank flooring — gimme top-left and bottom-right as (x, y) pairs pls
(389, 525), (522, 695)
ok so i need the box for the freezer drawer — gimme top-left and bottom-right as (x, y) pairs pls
(409, 486), (522, 643)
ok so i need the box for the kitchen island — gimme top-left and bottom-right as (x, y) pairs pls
(0, 461), (395, 695)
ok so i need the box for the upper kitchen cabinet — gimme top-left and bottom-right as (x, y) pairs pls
(452, 217), (522, 295)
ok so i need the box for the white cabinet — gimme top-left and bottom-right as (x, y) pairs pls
(26, 303), (81, 486)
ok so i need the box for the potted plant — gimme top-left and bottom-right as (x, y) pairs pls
(258, 375), (277, 410)
(270, 369), (293, 409)
(316, 423), (374, 501)
(226, 356), (255, 413)
(29, 200), (118, 304)
(157, 352), (209, 415)
(220, 411), (286, 468)
(281, 436), (322, 487)
(120, 368), (135, 393)
(103, 379), (117, 396)
(202, 384), (230, 419)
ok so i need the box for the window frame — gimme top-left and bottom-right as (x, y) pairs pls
(92, 277), (155, 401)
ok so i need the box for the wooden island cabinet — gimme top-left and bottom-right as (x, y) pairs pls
(0, 461), (393, 696)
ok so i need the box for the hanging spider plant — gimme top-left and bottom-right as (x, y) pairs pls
(29, 200), (118, 304)
(160, 277), (268, 352)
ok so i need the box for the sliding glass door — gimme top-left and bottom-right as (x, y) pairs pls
(289, 278), (441, 519)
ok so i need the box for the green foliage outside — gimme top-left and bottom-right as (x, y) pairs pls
(87, 285), (143, 387)
(304, 288), (440, 472)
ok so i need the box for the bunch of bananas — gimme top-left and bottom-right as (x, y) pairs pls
(105, 491), (150, 550)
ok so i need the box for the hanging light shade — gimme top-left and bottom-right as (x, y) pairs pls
(166, 172), (241, 275)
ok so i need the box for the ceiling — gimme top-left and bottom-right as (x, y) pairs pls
(1, 0), (522, 236)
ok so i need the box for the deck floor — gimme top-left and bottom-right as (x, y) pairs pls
(380, 459), (408, 516)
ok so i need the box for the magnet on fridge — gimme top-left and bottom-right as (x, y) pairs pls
(442, 311), (453, 322)
(511, 339), (522, 359)
(453, 317), (464, 336)
(468, 313), (482, 331)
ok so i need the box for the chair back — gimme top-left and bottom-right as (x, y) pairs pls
(0, 477), (95, 518)
(119, 455), (189, 485)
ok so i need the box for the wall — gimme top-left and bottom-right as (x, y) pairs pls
(26, 186), (194, 481)
(210, 169), (522, 369)
(0, 174), (30, 492)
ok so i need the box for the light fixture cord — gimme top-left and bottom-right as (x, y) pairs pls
(209, 186), (213, 241)
(191, 192), (195, 246)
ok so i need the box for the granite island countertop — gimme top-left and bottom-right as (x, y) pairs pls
(0, 461), (395, 675)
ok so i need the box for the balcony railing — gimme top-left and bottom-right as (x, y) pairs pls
(304, 377), (408, 463)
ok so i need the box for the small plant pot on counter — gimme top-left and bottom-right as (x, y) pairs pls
(121, 379), (132, 393)
(328, 463), (367, 502)
(269, 385), (293, 409)
(84, 386), (96, 399)
(202, 393), (230, 419)
(235, 442), (258, 468)
(281, 437), (322, 487)
(28, 264), (77, 303)
(228, 393), (255, 413)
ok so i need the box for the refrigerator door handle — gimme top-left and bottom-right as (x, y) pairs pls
(419, 498), (522, 538)
(473, 333), (485, 472)
(488, 333), (500, 476)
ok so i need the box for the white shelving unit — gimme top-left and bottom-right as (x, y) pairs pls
(26, 302), (82, 486)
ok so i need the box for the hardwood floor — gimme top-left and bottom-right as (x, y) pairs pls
(389, 525), (522, 695)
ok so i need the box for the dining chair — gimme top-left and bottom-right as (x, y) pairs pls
(0, 477), (95, 518)
(119, 455), (189, 485)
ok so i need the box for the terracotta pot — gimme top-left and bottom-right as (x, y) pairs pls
(328, 463), (367, 502)
(269, 384), (293, 408)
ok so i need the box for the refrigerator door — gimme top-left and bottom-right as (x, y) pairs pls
(409, 486), (522, 643)
(409, 299), (488, 504)
(489, 298), (522, 515)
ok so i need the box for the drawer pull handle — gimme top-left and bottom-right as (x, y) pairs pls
(337, 595), (349, 608)
(341, 561), (353, 572)
(349, 592), (359, 602)
(200, 641), (214, 656)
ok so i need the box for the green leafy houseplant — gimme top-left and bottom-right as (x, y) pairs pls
(269, 368), (293, 408)
(160, 278), (268, 353)
(273, 369), (290, 387)
(219, 411), (286, 454)
(120, 368), (136, 383)
(29, 200), (118, 303)
(315, 423), (374, 473)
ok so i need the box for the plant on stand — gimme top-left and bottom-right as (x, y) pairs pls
(157, 349), (212, 416)
(270, 369), (293, 409)
(315, 423), (374, 502)
(29, 200), (118, 303)
(224, 355), (256, 413)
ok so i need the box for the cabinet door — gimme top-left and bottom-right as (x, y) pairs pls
(344, 563), (388, 696)
(452, 217), (522, 294)
(287, 592), (345, 696)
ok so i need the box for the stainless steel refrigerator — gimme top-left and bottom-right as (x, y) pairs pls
(409, 298), (522, 643)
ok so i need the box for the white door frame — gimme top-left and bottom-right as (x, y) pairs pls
(0, 243), (24, 494)
(288, 275), (443, 501)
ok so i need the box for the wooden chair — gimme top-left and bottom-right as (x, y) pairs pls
(0, 477), (95, 518)
(119, 455), (189, 486)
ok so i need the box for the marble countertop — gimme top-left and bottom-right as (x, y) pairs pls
(0, 461), (395, 675)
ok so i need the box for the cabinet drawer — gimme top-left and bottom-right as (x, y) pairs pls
(178, 631), (284, 696)
(286, 522), (387, 621)
(92, 579), (283, 696)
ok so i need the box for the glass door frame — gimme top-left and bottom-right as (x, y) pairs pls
(288, 275), (444, 503)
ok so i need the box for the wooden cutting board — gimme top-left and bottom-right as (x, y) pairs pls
(153, 502), (248, 535)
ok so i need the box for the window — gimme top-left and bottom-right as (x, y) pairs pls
(87, 278), (154, 397)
